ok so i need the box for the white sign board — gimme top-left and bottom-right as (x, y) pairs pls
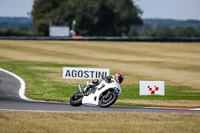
(63, 67), (110, 79)
(140, 81), (165, 95)
(49, 26), (70, 36)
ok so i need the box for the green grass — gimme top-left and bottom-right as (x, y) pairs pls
(120, 84), (200, 100)
(0, 61), (89, 102)
(0, 61), (200, 105)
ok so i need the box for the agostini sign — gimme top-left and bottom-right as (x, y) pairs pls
(63, 67), (110, 79)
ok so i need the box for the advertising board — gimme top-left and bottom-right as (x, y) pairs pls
(140, 81), (165, 95)
(63, 67), (110, 79)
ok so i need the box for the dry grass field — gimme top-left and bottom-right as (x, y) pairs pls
(0, 111), (200, 133)
(0, 40), (200, 87)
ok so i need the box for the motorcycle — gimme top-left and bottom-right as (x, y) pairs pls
(70, 78), (122, 108)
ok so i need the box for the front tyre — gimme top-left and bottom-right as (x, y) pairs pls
(99, 91), (118, 108)
(70, 91), (83, 106)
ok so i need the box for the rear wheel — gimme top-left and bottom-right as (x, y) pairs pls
(99, 90), (118, 108)
(70, 91), (83, 106)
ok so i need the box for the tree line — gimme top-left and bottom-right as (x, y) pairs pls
(31, 0), (143, 36)
(0, 17), (34, 36)
(0, 28), (33, 36)
(1, 0), (200, 38)
(129, 19), (200, 37)
(0, 17), (34, 31)
(129, 25), (200, 38)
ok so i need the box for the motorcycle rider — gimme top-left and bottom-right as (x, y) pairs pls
(83, 72), (124, 93)
(103, 72), (124, 84)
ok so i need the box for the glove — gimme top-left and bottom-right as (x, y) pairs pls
(102, 76), (112, 83)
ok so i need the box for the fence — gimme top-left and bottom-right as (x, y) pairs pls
(1, 36), (200, 42)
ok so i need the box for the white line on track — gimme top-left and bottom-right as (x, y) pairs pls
(0, 68), (32, 101)
(189, 108), (200, 110)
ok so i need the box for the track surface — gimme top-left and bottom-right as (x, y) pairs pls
(0, 69), (199, 113)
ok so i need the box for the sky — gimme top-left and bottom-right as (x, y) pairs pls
(0, 0), (33, 17)
(0, 0), (200, 20)
(134, 0), (200, 20)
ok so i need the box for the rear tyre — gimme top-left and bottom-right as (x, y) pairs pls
(70, 91), (83, 106)
(99, 90), (118, 108)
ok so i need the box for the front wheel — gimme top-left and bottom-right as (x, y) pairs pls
(70, 91), (83, 106)
(99, 90), (118, 108)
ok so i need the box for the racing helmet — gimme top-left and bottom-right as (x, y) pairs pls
(115, 72), (124, 84)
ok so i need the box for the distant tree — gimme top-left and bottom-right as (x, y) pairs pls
(138, 25), (200, 38)
(150, 26), (174, 38)
(128, 29), (138, 37)
(137, 30), (151, 37)
(172, 26), (183, 37)
(31, 0), (65, 35)
(172, 26), (200, 37)
(0, 17), (34, 31)
(0, 28), (33, 36)
(31, 0), (143, 36)
(181, 26), (200, 37)
(143, 19), (200, 31)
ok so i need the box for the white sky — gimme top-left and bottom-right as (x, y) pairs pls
(134, 0), (200, 20)
(0, 0), (34, 17)
(0, 0), (200, 20)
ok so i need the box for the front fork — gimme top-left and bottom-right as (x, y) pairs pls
(105, 90), (112, 99)
(78, 84), (83, 93)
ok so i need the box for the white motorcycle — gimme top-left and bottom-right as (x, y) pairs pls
(70, 78), (122, 108)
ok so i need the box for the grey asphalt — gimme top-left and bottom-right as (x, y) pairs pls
(0, 70), (199, 113)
